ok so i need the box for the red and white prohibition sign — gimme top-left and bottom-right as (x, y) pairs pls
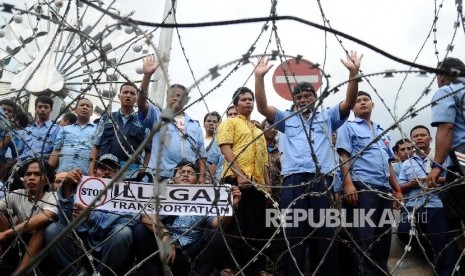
(272, 58), (322, 101)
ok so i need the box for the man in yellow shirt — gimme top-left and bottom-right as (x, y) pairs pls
(217, 87), (271, 276)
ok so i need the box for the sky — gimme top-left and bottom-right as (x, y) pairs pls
(2, 0), (465, 143)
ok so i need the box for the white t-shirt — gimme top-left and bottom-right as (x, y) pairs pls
(0, 189), (58, 224)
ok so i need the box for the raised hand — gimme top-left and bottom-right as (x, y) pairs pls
(340, 50), (363, 73)
(253, 57), (273, 77)
(143, 54), (160, 75)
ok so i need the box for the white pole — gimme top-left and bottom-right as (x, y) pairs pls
(149, 0), (177, 108)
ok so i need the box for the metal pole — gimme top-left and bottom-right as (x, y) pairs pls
(149, 0), (177, 108)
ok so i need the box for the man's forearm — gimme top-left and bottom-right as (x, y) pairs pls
(434, 123), (454, 164)
(388, 163), (402, 192)
(338, 150), (352, 186)
(3, 211), (55, 239)
(220, 145), (243, 177)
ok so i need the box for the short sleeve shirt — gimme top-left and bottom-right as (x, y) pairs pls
(273, 105), (347, 175)
(431, 79), (465, 148)
(146, 104), (206, 178)
(20, 120), (61, 160)
(0, 189), (57, 223)
(398, 154), (444, 208)
(336, 118), (394, 187)
(217, 115), (268, 185)
(54, 122), (97, 175)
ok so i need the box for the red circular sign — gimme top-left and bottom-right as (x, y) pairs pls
(272, 58), (322, 101)
(78, 177), (108, 207)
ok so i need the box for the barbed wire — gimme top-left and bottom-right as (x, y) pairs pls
(0, 0), (464, 275)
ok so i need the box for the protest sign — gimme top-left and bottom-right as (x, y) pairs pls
(75, 176), (233, 216)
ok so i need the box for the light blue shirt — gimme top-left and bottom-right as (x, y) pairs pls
(392, 162), (403, 180)
(5, 129), (25, 159)
(398, 154), (443, 208)
(207, 140), (223, 184)
(274, 106), (347, 176)
(20, 120), (61, 160)
(336, 118), (394, 187)
(54, 122), (97, 175)
(165, 215), (214, 248)
(143, 104), (206, 178)
(431, 78), (465, 148)
(0, 107), (11, 159)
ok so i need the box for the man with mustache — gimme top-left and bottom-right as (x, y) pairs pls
(49, 98), (96, 175)
(254, 52), (362, 275)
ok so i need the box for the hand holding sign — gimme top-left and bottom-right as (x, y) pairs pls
(231, 186), (242, 208)
(74, 177), (234, 216)
(72, 202), (89, 225)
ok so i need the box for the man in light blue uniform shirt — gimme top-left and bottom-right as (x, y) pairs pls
(397, 125), (456, 276)
(254, 51), (362, 275)
(19, 95), (60, 161)
(138, 56), (207, 183)
(427, 57), (465, 198)
(49, 98), (96, 175)
(336, 91), (403, 275)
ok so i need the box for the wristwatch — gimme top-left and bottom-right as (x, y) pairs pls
(430, 161), (444, 171)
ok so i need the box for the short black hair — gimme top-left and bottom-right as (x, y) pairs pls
(18, 159), (55, 192)
(62, 113), (77, 124)
(173, 160), (199, 178)
(410, 125), (431, 138)
(226, 105), (236, 114)
(392, 138), (411, 153)
(292, 82), (316, 97)
(232, 87), (254, 106)
(119, 81), (138, 93)
(15, 111), (29, 129)
(76, 97), (93, 109)
(437, 57), (465, 83)
(357, 91), (372, 100)
(35, 95), (54, 109)
(204, 111), (221, 123)
(0, 99), (16, 110)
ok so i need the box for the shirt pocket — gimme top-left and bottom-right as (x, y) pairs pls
(354, 134), (373, 149)
(101, 123), (115, 142)
(128, 124), (146, 140)
(285, 121), (303, 137)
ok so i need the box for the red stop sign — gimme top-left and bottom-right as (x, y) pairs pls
(272, 58), (322, 101)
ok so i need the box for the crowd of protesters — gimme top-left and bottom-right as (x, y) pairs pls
(0, 55), (464, 276)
